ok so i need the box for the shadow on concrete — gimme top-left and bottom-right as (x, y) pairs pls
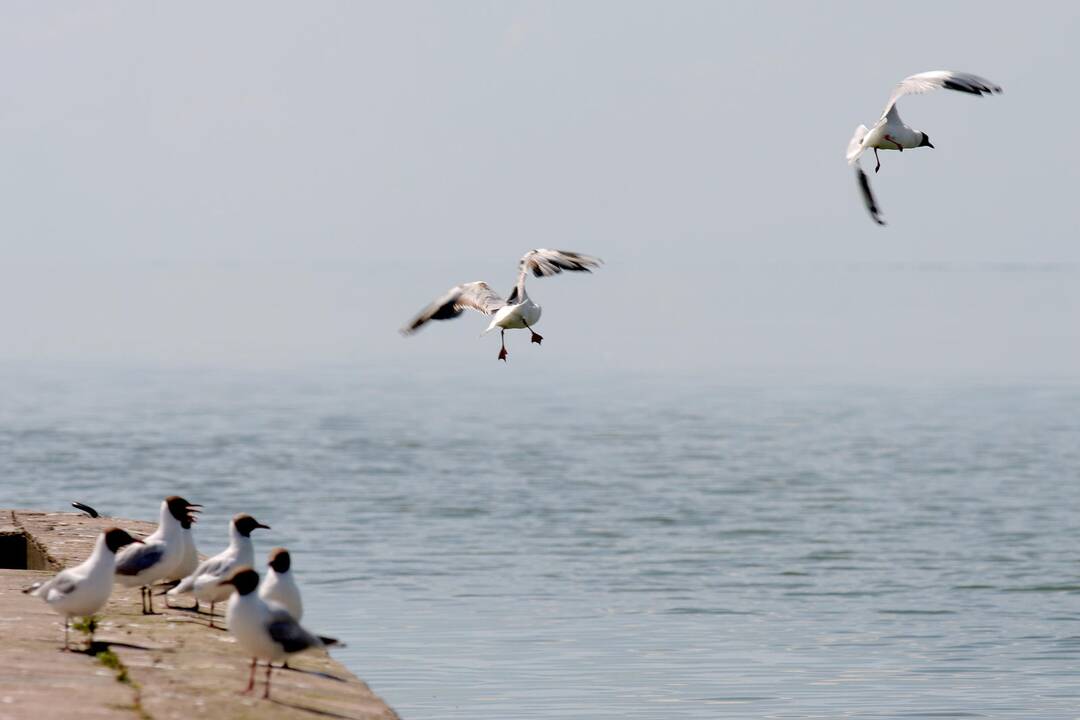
(81, 639), (161, 654)
(270, 698), (362, 719)
(280, 664), (349, 683)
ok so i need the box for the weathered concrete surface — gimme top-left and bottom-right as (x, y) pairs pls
(0, 510), (399, 720)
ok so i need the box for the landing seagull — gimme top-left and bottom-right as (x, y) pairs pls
(402, 249), (602, 361)
(24, 527), (142, 650)
(846, 71), (1002, 225)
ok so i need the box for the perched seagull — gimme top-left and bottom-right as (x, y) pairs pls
(846, 71), (1002, 225)
(24, 527), (142, 649)
(258, 548), (306, 670)
(162, 515), (201, 611)
(167, 513), (270, 627)
(219, 567), (338, 699)
(259, 548), (302, 621)
(402, 248), (602, 361)
(115, 495), (201, 614)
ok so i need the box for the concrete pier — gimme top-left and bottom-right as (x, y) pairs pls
(0, 509), (399, 720)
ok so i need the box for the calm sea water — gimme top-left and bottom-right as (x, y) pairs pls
(3, 367), (1080, 719)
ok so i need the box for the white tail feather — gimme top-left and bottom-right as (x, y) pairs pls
(168, 575), (195, 596)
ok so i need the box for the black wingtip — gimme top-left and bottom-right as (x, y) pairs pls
(72, 501), (100, 518)
(855, 167), (886, 227)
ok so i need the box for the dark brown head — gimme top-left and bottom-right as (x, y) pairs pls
(103, 527), (143, 553)
(268, 547), (291, 573)
(233, 513), (271, 537)
(918, 132), (934, 149)
(165, 496), (201, 524)
(219, 566), (260, 596)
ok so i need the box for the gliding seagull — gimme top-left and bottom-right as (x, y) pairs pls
(402, 249), (602, 361)
(846, 70), (1002, 225)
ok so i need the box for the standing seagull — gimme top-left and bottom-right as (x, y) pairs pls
(163, 515), (201, 611)
(115, 495), (201, 614)
(167, 513), (270, 627)
(846, 71), (1002, 225)
(259, 548), (302, 621)
(219, 567), (339, 699)
(24, 527), (142, 650)
(258, 548), (305, 670)
(402, 249), (602, 361)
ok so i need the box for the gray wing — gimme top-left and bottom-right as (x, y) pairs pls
(401, 281), (506, 335)
(882, 70), (1002, 118)
(28, 571), (77, 599)
(267, 607), (324, 654)
(509, 249), (602, 303)
(518, 249), (602, 278)
(855, 167), (885, 226)
(171, 554), (232, 594)
(71, 501), (100, 518)
(195, 556), (232, 579)
(46, 574), (79, 601)
(116, 542), (164, 576)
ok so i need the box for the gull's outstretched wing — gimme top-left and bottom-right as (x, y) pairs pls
(881, 70), (1002, 119)
(846, 124), (870, 165)
(72, 501), (100, 518)
(509, 249), (602, 303)
(401, 281), (506, 335)
(855, 167), (885, 226)
(518, 249), (602, 278)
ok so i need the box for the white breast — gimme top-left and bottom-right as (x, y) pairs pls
(49, 568), (112, 617)
(227, 595), (286, 662)
(260, 570), (303, 621)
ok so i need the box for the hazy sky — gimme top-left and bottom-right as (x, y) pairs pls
(1, 2), (1077, 379)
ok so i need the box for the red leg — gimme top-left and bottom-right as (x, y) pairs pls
(498, 329), (508, 361)
(263, 661), (273, 699)
(242, 657), (256, 694)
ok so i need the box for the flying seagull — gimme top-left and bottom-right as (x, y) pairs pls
(846, 71), (1002, 225)
(402, 249), (602, 361)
